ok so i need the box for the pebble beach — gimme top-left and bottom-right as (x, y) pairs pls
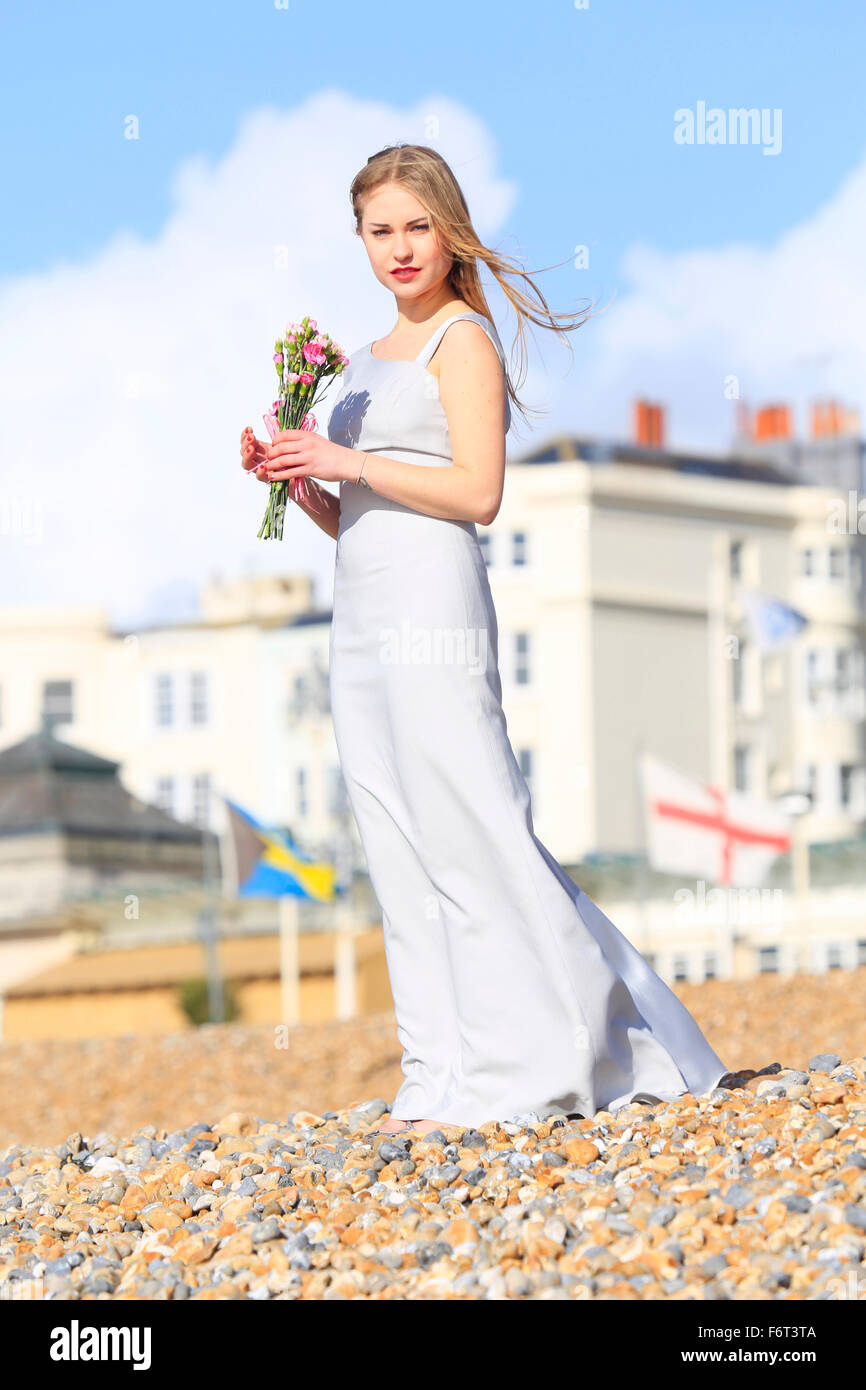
(1, 970), (864, 1301)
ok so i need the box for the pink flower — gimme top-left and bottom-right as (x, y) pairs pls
(299, 371), (314, 386)
(273, 353), (284, 366)
(303, 341), (327, 366)
(300, 412), (317, 431)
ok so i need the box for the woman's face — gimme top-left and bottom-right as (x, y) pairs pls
(359, 182), (452, 302)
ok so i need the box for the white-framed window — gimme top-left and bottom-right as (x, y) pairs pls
(191, 772), (211, 826)
(514, 632), (531, 685)
(758, 946), (779, 974)
(704, 953), (718, 980)
(805, 646), (866, 717)
(857, 939), (866, 967)
(478, 533), (492, 568)
(154, 776), (175, 816)
(42, 679), (74, 731)
(326, 764), (346, 815)
(827, 943), (844, 970)
(733, 744), (751, 793)
(673, 955), (689, 982)
(512, 531), (528, 566)
(154, 674), (174, 728)
(729, 539), (744, 581)
(297, 767), (308, 818)
(518, 747), (534, 804)
(190, 672), (209, 727)
(838, 764), (866, 816)
(799, 546), (861, 587)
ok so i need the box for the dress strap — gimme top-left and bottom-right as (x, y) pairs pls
(415, 312), (507, 370)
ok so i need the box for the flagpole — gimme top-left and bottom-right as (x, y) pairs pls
(279, 894), (301, 1027)
(708, 532), (730, 790)
(708, 532), (734, 977)
(634, 737), (652, 960)
(199, 811), (225, 1025)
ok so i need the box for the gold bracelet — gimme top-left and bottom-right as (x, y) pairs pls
(356, 452), (372, 489)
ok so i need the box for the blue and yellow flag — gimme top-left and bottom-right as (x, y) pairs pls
(224, 797), (338, 901)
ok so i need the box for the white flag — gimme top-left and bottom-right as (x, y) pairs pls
(738, 588), (808, 653)
(640, 753), (792, 888)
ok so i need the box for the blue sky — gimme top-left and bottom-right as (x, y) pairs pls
(3, 0), (862, 276)
(2, 0), (865, 624)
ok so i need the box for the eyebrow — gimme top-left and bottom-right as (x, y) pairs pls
(368, 217), (429, 227)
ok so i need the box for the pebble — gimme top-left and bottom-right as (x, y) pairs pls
(0, 1049), (864, 1300)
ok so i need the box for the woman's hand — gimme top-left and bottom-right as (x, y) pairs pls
(264, 429), (355, 485)
(240, 426), (269, 481)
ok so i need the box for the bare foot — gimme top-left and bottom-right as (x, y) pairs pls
(407, 1119), (452, 1135)
(365, 1115), (411, 1138)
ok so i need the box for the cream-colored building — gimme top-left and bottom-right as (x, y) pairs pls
(482, 447), (866, 860)
(2, 440), (865, 988)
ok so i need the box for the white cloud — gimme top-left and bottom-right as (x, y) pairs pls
(3, 93), (865, 632)
(546, 152), (866, 453)
(0, 91), (517, 627)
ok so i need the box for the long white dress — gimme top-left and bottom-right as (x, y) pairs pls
(327, 311), (728, 1126)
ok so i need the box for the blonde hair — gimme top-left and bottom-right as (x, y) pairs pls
(350, 142), (602, 435)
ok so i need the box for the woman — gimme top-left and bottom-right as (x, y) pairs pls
(240, 143), (730, 1137)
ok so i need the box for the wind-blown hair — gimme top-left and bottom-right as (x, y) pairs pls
(350, 142), (601, 434)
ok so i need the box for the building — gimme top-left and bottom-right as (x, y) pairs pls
(2, 404), (865, 995)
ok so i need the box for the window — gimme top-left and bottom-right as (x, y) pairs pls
(154, 674), (174, 728)
(673, 956), (689, 982)
(297, 767), (308, 817)
(800, 548), (815, 576)
(518, 747), (533, 795)
(42, 679), (74, 731)
(729, 540), (743, 580)
(758, 946), (779, 973)
(192, 773), (211, 826)
(827, 943), (843, 970)
(805, 650), (823, 707)
(829, 548), (845, 580)
(478, 534), (492, 568)
(512, 531), (528, 566)
(857, 939), (866, 967)
(190, 672), (209, 727)
(733, 744), (751, 793)
(732, 643), (745, 707)
(154, 776), (175, 816)
(704, 953), (718, 980)
(326, 765), (347, 815)
(839, 764), (856, 809)
(514, 633), (531, 685)
(805, 764), (818, 807)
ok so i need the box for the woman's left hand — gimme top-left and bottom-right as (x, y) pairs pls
(265, 430), (355, 485)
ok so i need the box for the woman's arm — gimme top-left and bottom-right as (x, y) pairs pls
(265, 320), (508, 527)
(291, 479), (341, 541)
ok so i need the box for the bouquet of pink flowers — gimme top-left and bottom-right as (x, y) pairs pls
(256, 316), (349, 540)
